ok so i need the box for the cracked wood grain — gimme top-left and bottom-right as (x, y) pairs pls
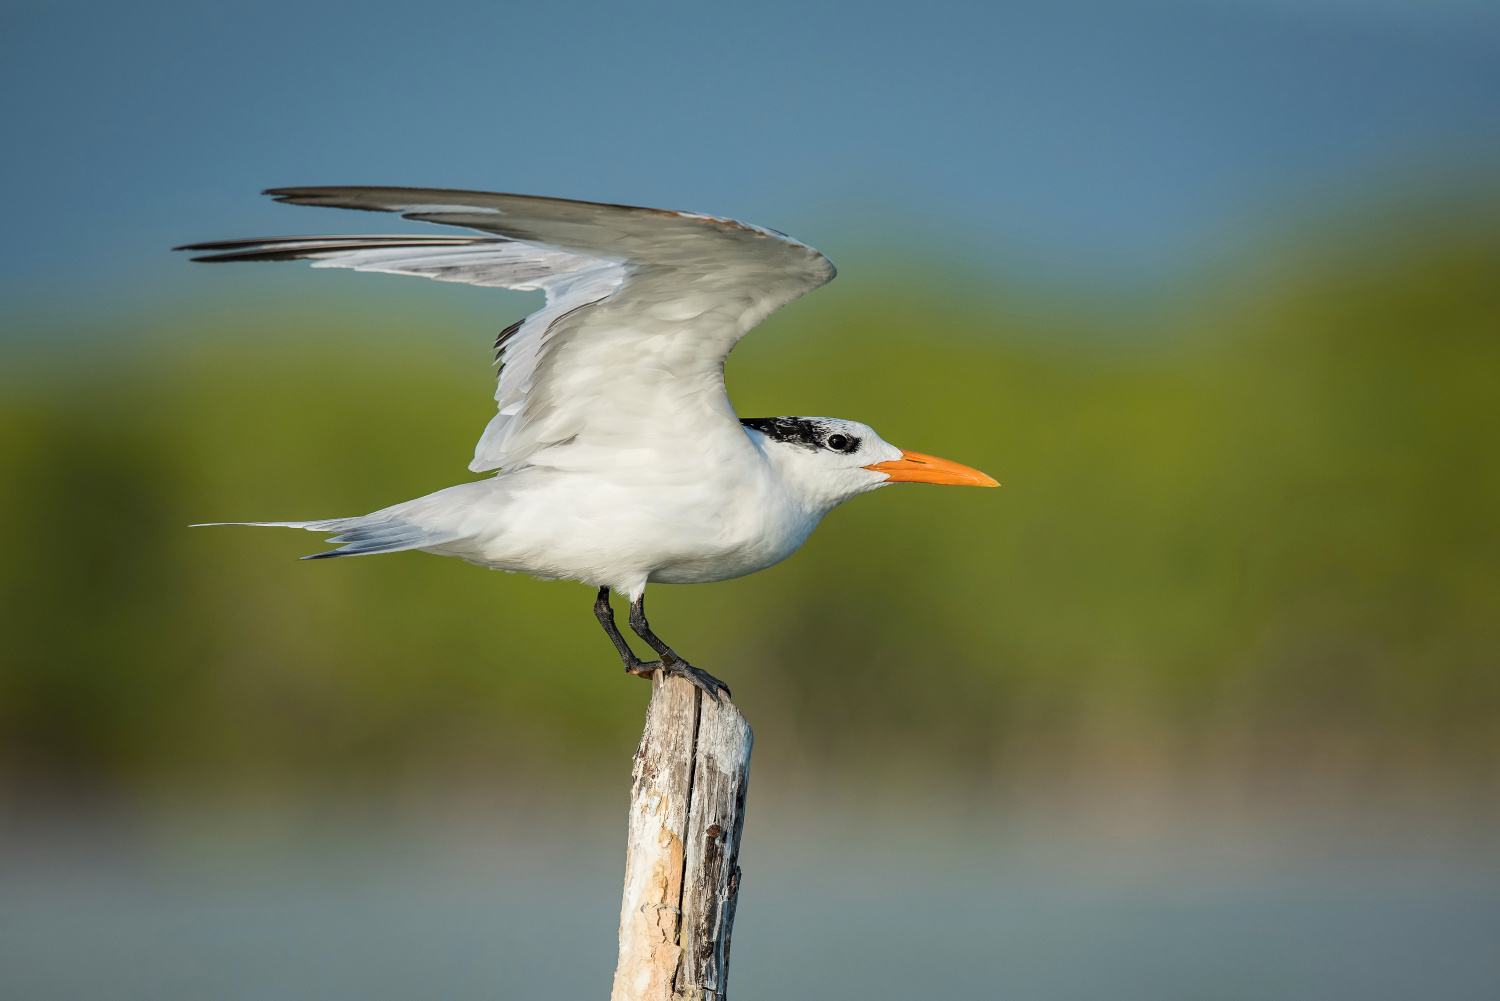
(611, 673), (752, 1001)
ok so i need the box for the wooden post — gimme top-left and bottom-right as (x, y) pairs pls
(611, 672), (753, 1001)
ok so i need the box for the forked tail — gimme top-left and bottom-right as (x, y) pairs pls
(191, 516), (462, 560)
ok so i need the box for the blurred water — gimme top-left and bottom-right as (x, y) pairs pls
(2, 803), (1496, 1001)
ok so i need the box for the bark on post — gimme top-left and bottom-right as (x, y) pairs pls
(611, 672), (753, 1001)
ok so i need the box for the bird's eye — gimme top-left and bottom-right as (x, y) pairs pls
(826, 434), (851, 452)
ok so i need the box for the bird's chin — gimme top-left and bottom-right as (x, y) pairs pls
(795, 472), (890, 514)
(829, 470), (898, 505)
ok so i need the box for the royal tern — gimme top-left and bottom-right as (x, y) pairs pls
(181, 187), (997, 700)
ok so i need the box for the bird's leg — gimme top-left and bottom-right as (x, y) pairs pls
(627, 593), (732, 704)
(594, 586), (660, 679)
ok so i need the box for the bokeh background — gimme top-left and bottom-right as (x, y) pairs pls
(3, 1), (1499, 998)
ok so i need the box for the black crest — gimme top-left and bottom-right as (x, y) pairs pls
(739, 417), (824, 449)
(740, 417), (860, 454)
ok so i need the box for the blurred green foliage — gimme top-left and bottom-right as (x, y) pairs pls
(1, 214), (1497, 804)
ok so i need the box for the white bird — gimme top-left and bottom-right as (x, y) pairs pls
(180, 187), (997, 700)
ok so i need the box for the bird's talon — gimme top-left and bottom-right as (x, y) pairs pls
(662, 661), (731, 704)
(625, 659), (663, 679)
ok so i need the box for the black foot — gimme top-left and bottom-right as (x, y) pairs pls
(617, 654), (730, 703)
(659, 658), (732, 704)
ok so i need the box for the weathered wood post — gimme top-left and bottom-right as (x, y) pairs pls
(610, 672), (753, 1001)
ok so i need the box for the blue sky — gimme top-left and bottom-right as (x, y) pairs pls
(2, 0), (1497, 327)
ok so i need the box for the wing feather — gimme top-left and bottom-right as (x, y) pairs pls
(178, 187), (836, 471)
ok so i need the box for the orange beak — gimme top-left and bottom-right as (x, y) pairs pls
(863, 449), (999, 487)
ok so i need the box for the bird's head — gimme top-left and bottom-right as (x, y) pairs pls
(739, 416), (998, 512)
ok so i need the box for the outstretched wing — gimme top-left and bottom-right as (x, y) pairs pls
(176, 187), (836, 471)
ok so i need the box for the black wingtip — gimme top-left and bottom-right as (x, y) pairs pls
(173, 233), (504, 262)
(262, 187), (337, 207)
(262, 186), (404, 213)
(171, 242), (247, 260)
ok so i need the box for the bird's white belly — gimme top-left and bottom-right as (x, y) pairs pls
(643, 515), (811, 585)
(424, 462), (818, 594)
